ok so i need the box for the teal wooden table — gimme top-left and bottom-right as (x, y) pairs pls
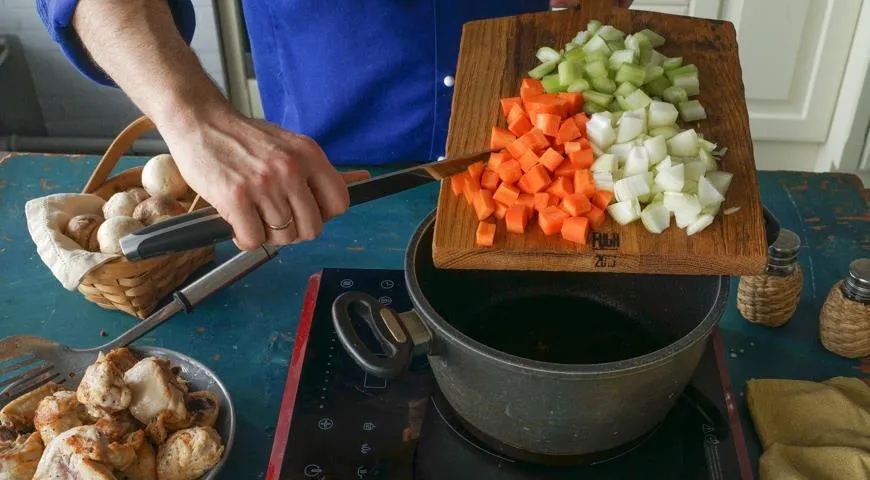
(1, 152), (868, 478)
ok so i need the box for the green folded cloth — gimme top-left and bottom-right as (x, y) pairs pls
(746, 376), (870, 480)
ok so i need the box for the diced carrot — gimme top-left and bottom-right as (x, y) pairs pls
(573, 113), (589, 135)
(490, 127), (516, 150)
(574, 169), (596, 198)
(507, 104), (526, 124)
(555, 117), (582, 145)
(500, 97), (523, 117)
(473, 189), (496, 221)
(534, 113), (561, 137)
(468, 162), (485, 182)
(578, 138), (590, 149)
(508, 115), (533, 137)
(506, 137), (530, 159)
(562, 193), (592, 216)
(496, 159), (523, 184)
(520, 165), (552, 194)
(493, 183), (521, 206)
(488, 151), (508, 170)
(464, 175), (480, 205)
(525, 94), (568, 118)
(520, 79), (546, 102)
(494, 201), (509, 220)
(585, 205), (606, 229)
(568, 148), (594, 168)
(534, 192), (559, 212)
(505, 204), (530, 234)
(538, 148), (564, 172)
(591, 190), (614, 210)
(554, 160), (578, 177)
(516, 193), (536, 213)
(481, 169), (500, 191)
(557, 92), (584, 116)
(545, 176), (574, 199)
(552, 143), (566, 155)
(561, 216), (589, 244)
(476, 221), (496, 247)
(564, 141), (583, 155)
(539, 206), (570, 236)
(517, 149), (539, 173)
(451, 171), (469, 196)
(518, 128), (550, 152)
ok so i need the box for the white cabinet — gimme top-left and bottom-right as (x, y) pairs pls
(633, 0), (870, 173)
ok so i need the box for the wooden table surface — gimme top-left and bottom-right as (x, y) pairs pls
(1, 151), (868, 478)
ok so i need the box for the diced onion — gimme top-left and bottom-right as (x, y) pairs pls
(641, 202), (671, 233)
(686, 214), (714, 236)
(607, 198), (642, 225)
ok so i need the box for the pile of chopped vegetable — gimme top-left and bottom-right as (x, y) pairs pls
(458, 19), (733, 247)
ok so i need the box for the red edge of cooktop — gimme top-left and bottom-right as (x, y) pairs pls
(264, 271), (755, 480)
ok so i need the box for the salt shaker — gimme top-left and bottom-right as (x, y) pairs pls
(736, 229), (803, 327)
(820, 258), (870, 358)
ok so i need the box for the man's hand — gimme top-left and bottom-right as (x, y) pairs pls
(160, 108), (367, 250)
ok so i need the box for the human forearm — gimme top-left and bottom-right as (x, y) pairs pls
(71, 0), (230, 133)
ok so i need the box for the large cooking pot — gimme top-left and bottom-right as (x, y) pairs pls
(333, 208), (779, 461)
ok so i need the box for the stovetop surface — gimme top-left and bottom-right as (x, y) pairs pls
(268, 268), (749, 480)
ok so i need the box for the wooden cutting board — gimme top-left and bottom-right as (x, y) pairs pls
(431, 0), (768, 276)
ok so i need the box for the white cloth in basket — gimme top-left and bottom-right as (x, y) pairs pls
(25, 193), (120, 290)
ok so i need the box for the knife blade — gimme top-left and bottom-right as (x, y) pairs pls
(119, 150), (494, 261)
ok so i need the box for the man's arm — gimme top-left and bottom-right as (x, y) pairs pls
(36, 0), (356, 250)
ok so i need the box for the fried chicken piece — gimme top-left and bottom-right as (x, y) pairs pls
(105, 430), (144, 472)
(0, 431), (43, 479)
(124, 358), (188, 444)
(103, 348), (139, 374)
(0, 382), (60, 429)
(185, 391), (220, 428)
(94, 410), (141, 444)
(117, 439), (156, 480)
(33, 390), (84, 444)
(0, 414), (21, 442)
(32, 425), (115, 479)
(77, 352), (132, 419)
(156, 427), (223, 480)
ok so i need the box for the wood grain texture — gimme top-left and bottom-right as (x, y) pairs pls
(432, 1), (768, 276)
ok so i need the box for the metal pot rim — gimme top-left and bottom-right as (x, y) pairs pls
(403, 210), (729, 377)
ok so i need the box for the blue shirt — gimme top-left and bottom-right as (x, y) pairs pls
(37, 1), (549, 165)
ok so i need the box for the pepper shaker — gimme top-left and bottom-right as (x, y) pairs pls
(819, 258), (870, 358)
(736, 229), (803, 327)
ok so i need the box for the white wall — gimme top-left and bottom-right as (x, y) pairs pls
(0, 0), (226, 138)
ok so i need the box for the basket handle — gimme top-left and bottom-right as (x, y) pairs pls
(81, 115), (205, 213)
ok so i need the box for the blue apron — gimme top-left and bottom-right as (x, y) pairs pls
(38, 0), (549, 165)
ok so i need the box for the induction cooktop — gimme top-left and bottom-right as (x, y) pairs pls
(266, 268), (753, 479)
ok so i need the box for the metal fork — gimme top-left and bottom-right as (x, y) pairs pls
(0, 245), (278, 408)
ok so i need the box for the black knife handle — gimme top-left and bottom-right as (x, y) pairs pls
(119, 207), (234, 261)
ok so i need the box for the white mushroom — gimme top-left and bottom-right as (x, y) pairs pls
(96, 216), (143, 255)
(141, 154), (189, 199)
(156, 427), (223, 480)
(102, 191), (139, 218)
(126, 187), (150, 204)
(132, 195), (186, 226)
(64, 214), (104, 252)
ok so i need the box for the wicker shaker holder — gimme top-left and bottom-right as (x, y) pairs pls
(737, 229), (803, 327)
(76, 115), (216, 320)
(819, 259), (870, 358)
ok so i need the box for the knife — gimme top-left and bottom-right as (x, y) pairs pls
(119, 150), (494, 261)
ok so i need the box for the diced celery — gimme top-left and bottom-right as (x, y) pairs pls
(528, 60), (558, 80)
(583, 90), (613, 107)
(583, 35), (611, 56)
(643, 65), (664, 84)
(572, 30), (591, 47)
(663, 85), (688, 104)
(614, 81), (637, 98)
(638, 28), (666, 48)
(643, 76), (671, 97)
(558, 60), (585, 86)
(591, 76), (617, 94)
(564, 42), (579, 52)
(679, 100), (707, 122)
(609, 50), (637, 71)
(625, 33), (651, 53)
(567, 79), (590, 92)
(662, 56), (683, 70)
(584, 101), (607, 115)
(615, 63), (646, 86)
(587, 19), (602, 35)
(666, 64), (698, 81)
(597, 25), (626, 42)
(542, 73), (568, 93)
(564, 46), (587, 61)
(649, 126), (680, 139)
(606, 40), (626, 52)
(617, 89), (651, 111)
(536, 46), (562, 63)
(673, 75), (700, 96)
(648, 49), (666, 67)
(585, 59), (608, 79)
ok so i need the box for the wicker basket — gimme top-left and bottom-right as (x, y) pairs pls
(76, 115), (215, 319)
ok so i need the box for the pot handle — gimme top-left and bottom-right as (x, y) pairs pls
(762, 206), (780, 247)
(332, 291), (416, 379)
